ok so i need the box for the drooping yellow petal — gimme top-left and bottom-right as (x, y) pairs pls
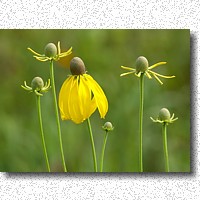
(145, 71), (152, 79)
(59, 74), (98, 123)
(148, 62), (167, 70)
(134, 72), (141, 77)
(68, 76), (84, 124)
(80, 75), (97, 119)
(149, 70), (175, 79)
(151, 72), (163, 85)
(59, 76), (73, 120)
(85, 74), (108, 118)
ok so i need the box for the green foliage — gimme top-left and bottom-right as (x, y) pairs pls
(0, 29), (190, 172)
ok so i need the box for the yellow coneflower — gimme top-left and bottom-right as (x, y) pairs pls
(28, 41), (72, 62)
(27, 42), (72, 172)
(59, 57), (108, 124)
(120, 56), (175, 84)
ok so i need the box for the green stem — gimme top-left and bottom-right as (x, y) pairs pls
(100, 131), (108, 172)
(50, 60), (67, 172)
(162, 123), (169, 172)
(139, 73), (144, 172)
(36, 95), (51, 172)
(87, 118), (97, 172)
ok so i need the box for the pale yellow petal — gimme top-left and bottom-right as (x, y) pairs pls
(148, 62), (167, 70)
(149, 70), (175, 79)
(85, 74), (108, 118)
(121, 66), (135, 71)
(120, 71), (135, 77)
(27, 47), (43, 57)
(151, 73), (163, 84)
(33, 56), (49, 62)
(57, 41), (61, 55)
(150, 117), (157, 122)
(59, 47), (73, 57)
(145, 71), (152, 79)
(134, 72), (141, 77)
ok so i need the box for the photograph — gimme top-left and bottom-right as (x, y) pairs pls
(0, 29), (190, 172)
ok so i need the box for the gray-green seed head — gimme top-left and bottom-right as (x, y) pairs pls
(159, 108), (171, 121)
(44, 43), (57, 57)
(102, 122), (114, 131)
(135, 56), (149, 73)
(31, 77), (44, 91)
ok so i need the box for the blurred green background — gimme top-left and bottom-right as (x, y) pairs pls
(0, 29), (190, 172)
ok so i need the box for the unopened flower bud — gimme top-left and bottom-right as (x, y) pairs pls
(135, 56), (149, 73)
(102, 122), (114, 132)
(44, 43), (57, 57)
(31, 77), (44, 91)
(159, 108), (171, 121)
(70, 57), (86, 75)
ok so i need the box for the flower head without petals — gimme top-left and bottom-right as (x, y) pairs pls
(27, 41), (72, 62)
(120, 56), (175, 84)
(102, 122), (114, 132)
(59, 57), (108, 124)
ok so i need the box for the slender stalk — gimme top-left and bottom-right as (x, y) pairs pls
(50, 60), (67, 172)
(139, 73), (144, 172)
(100, 131), (108, 172)
(36, 95), (51, 172)
(87, 118), (98, 172)
(162, 123), (169, 172)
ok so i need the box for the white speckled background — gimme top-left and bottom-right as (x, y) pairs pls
(0, 0), (199, 199)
